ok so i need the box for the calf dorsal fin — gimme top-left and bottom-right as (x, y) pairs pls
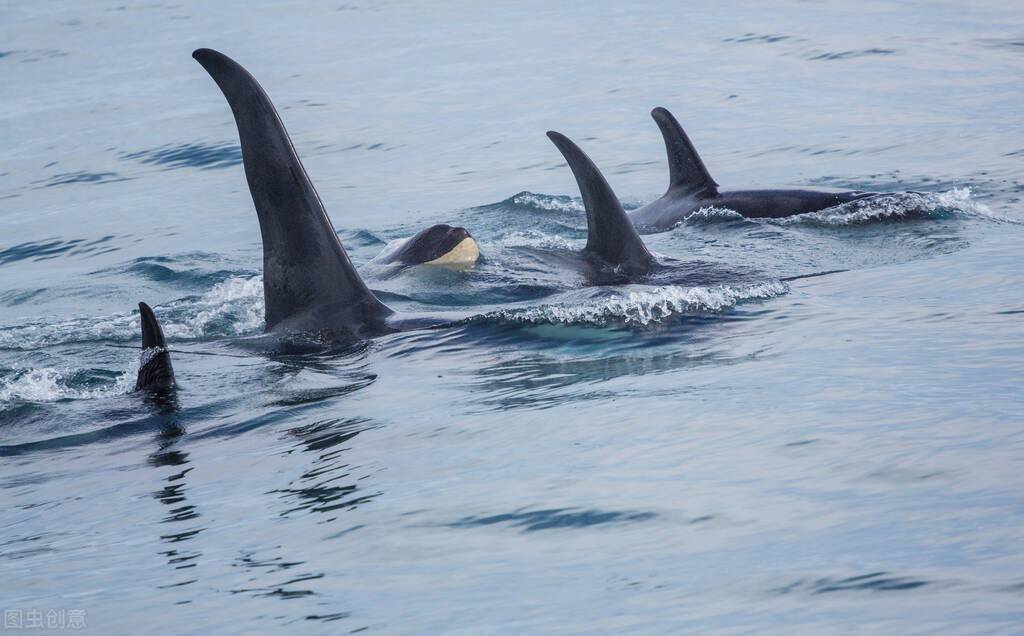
(135, 302), (175, 392)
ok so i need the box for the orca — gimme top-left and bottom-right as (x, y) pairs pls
(193, 48), (457, 341)
(545, 131), (656, 277)
(621, 107), (880, 230)
(135, 302), (176, 392)
(380, 224), (480, 267)
(192, 50), (707, 340)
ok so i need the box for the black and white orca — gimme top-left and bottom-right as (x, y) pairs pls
(379, 224), (479, 267)
(557, 107), (881, 232)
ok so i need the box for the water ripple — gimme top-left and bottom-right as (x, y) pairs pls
(723, 33), (795, 44)
(35, 171), (128, 187)
(447, 507), (656, 533)
(121, 142), (242, 171)
(0, 235), (121, 265)
(807, 48), (896, 61)
(772, 572), (932, 596)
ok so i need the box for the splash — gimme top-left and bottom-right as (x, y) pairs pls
(509, 192), (583, 213)
(0, 313), (137, 350)
(497, 230), (578, 250)
(137, 346), (164, 368)
(474, 281), (788, 326)
(0, 363), (138, 404)
(162, 276), (264, 339)
(778, 188), (1007, 226)
(673, 206), (746, 227)
(0, 276), (265, 351)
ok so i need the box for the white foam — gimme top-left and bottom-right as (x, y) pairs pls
(497, 231), (578, 250)
(0, 313), (137, 350)
(479, 281), (789, 326)
(673, 206), (746, 228)
(163, 275), (264, 339)
(0, 276), (265, 351)
(511, 192), (584, 213)
(0, 361), (138, 404)
(780, 187), (1007, 226)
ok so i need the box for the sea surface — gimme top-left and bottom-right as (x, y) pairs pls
(2, 1), (1023, 633)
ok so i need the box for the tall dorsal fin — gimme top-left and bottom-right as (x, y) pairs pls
(192, 48), (391, 337)
(135, 302), (176, 392)
(546, 131), (654, 275)
(650, 107), (718, 196)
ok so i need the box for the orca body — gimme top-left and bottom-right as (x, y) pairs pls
(627, 107), (879, 230)
(135, 302), (176, 392)
(193, 48), (451, 341)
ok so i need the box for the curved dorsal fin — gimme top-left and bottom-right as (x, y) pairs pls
(546, 131), (653, 275)
(192, 48), (391, 337)
(651, 107), (718, 196)
(135, 302), (176, 392)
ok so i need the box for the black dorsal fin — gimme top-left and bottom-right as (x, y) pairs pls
(136, 302), (176, 392)
(546, 131), (654, 275)
(192, 48), (392, 337)
(650, 107), (718, 196)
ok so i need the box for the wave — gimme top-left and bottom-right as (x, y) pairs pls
(0, 276), (265, 351)
(152, 276), (265, 340)
(470, 281), (788, 327)
(664, 189), (1007, 228)
(672, 206), (747, 227)
(778, 188), (1009, 226)
(506, 191), (583, 214)
(0, 272), (785, 349)
(496, 230), (578, 250)
(0, 235), (121, 266)
(0, 364), (138, 404)
(495, 191), (642, 215)
(338, 228), (387, 247)
(101, 258), (241, 289)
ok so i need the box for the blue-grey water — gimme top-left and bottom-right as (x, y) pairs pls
(2, 1), (1023, 633)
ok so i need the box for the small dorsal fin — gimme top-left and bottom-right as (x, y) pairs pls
(192, 48), (392, 337)
(136, 302), (176, 392)
(650, 107), (718, 196)
(546, 131), (654, 275)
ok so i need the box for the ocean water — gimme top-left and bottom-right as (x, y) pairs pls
(2, 1), (1023, 633)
